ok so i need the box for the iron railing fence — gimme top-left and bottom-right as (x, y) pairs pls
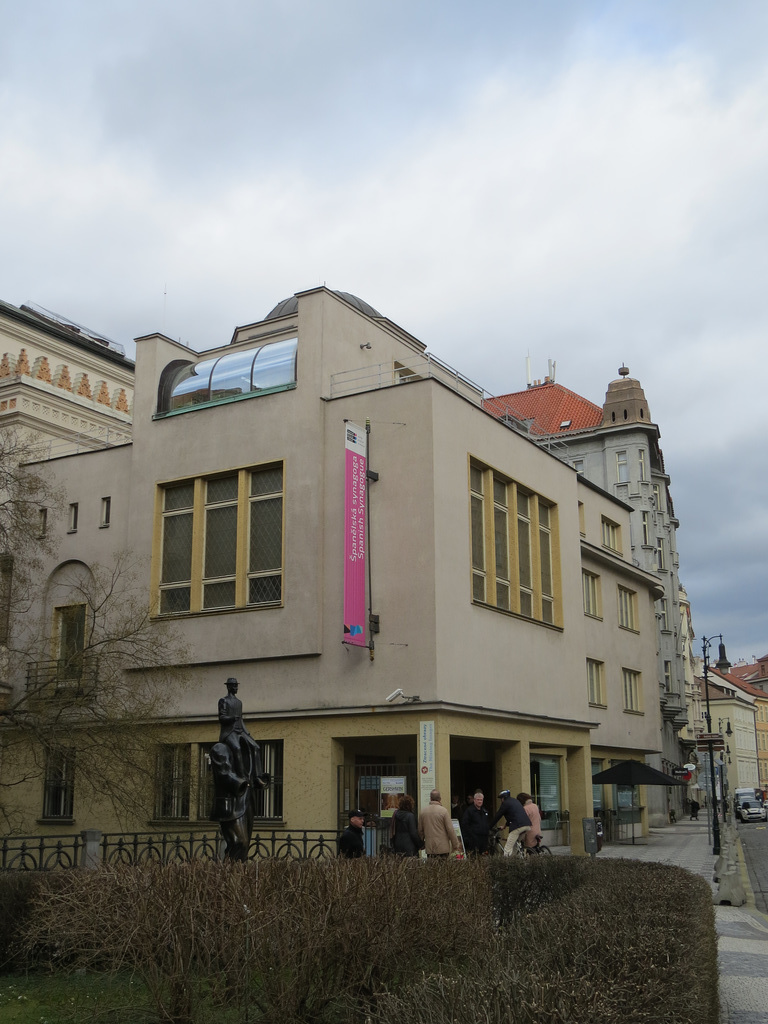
(1, 828), (343, 871)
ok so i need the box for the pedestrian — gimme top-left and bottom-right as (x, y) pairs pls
(418, 789), (460, 858)
(690, 799), (700, 821)
(516, 792), (542, 850)
(461, 789), (490, 855)
(490, 789), (531, 855)
(339, 808), (366, 858)
(391, 794), (422, 856)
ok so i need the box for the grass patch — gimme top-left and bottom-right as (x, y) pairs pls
(0, 973), (152, 1024)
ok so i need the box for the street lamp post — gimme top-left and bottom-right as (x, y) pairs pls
(719, 718), (733, 823)
(701, 634), (730, 855)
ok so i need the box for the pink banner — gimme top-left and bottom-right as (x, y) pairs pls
(343, 422), (367, 646)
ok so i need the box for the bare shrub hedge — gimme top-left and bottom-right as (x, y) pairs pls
(10, 855), (717, 1024)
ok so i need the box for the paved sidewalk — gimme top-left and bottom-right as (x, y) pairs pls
(560, 819), (768, 1023)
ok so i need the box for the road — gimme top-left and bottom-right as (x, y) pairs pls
(737, 818), (768, 916)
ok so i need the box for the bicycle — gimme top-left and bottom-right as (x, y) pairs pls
(489, 827), (551, 857)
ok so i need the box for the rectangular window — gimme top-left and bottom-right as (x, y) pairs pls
(616, 451), (629, 483)
(155, 744), (191, 819)
(622, 669), (641, 712)
(578, 501), (585, 536)
(587, 659), (605, 705)
(638, 449), (647, 481)
(663, 661), (672, 691)
(68, 502), (79, 532)
(493, 478), (510, 610)
(100, 496), (111, 528)
(572, 458), (584, 474)
(582, 570), (601, 617)
(642, 512), (650, 546)
(158, 464), (284, 615)
(56, 604), (86, 679)
(517, 491), (533, 617)
(469, 465), (486, 602)
(38, 508), (48, 538)
(653, 483), (663, 511)
(197, 740), (284, 820)
(539, 503), (554, 624)
(43, 748), (75, 819)
(469, 461), (559, 625)
(601, 517), (621, 552)
(618, 586), (637, 631)
(656, 537), (666, 570)
(659, 598), (669, 631)
(0, 554), (13, 645)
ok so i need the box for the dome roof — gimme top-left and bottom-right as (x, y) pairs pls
(265, 291), (381, 320)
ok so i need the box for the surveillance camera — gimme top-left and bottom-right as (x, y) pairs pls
(385, 688), (404, 703)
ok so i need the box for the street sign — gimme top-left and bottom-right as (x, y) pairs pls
(672, 769), (692, 781)
(697, 733), (724, 743)
(683, 763), (697, 772)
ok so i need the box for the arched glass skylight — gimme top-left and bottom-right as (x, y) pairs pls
(165, 337), (297, 413)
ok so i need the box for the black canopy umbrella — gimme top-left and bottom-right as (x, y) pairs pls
(591, 760), (684, 787)
(591, 760), (682, 845)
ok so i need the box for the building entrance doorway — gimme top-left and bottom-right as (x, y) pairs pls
(450, 759), (494, 819)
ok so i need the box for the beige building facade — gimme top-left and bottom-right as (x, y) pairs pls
(3, 288), (667, 852)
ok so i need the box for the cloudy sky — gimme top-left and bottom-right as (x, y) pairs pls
(2, 1), (767, 663)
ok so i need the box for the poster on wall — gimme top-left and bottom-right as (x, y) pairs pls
(343, 421), (367, 647)
(419, 720), (435, 812)
(380, 776), (406, 817)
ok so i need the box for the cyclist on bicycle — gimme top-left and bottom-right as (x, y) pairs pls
(516, 792), (543, 851)
(490, 789), (531, 855)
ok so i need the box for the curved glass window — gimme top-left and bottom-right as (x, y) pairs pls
(164, 338), (297, 414)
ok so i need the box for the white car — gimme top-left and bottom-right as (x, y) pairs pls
(737, 800), (767, 823)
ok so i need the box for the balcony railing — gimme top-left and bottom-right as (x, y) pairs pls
(26, 656), (99, 700)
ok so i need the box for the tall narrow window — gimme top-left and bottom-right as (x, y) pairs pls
(43, 748), (75, 819)
(658, 598), (669, 631)
(56, 604), (86, 679)
(656, 537), (666, 570)
(470, 466), (486, 602)
(618, 587), (637, 631)
(155, 744), (191, 819)
(68, 503), (79, 532)
(517, 491), (532, 617)
(539, 503), (554, 624)
(616, 451), (629, 483)
(638, 449), (647, 481)
(601, 517), (621, 552)
(160, 482), (195, 613)
(203, 475), (239, 609)
(582, 571), (600, 617)
(587, 659), (605, 705)
(663, 661), (672, 691)
(100, 496), (111, 528)
(641, 512), (650, 545)
(653, 483), (663, 511)
(622, 669), (641, 712)
(248, 466), (284, 605)
(38, 508), (48, 538)
(493, 478), (510, 610)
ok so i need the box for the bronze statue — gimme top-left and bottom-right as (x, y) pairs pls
(209, 678), (270, 861)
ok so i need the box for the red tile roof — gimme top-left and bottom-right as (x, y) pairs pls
(484, 381), (603, 436)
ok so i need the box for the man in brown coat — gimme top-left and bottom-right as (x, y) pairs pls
(418, 789), (460, 858)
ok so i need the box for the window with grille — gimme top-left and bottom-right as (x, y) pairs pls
(587, 659), (605, 705)
(197, 740), (284, 820)
(155, 744), (191, 819)
(158, 464), (283, 615)
(618, 587), (637, 631)
(582, 571), (601, 617)
(469, 460), (560, 625)
(43, 748), (75, 818)
(622, 669), (641, 712)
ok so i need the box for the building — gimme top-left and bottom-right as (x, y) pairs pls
(2, 288), (667, 851)
(0, 299), (134, 454)
(485, 369), (688, 824)
(695, 666), (761, 801)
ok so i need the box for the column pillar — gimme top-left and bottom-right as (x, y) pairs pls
(565, 743), (592, 857)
